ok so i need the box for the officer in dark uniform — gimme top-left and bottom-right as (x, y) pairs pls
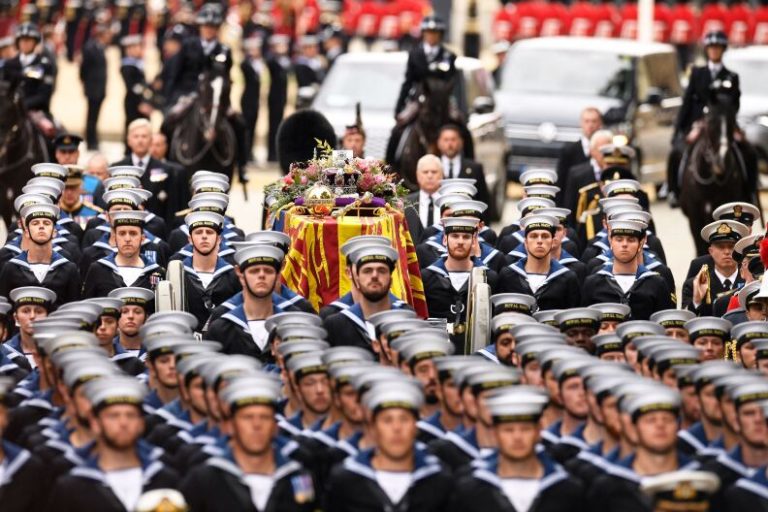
(668, 30), (741, 205)
(682, 219), (749, 316)
(163, 4), (232, 108)
(47, 376), (180, 510)
(582, 219), (675, 320)
(497, 214), (580, 311)
(0, 203), (80, 308)
(240, 36), (263, 163)
(180, 373), (319, 511)
(266, 34), (291, 162)
(181, 212), (240, 331)
(324, 243), (412, 353)
(5, 22), (55, 133)
(82, 210), (165, 298)
(58, 165), (103, 230)
(394, 15), (457, 117)
(120, 34), (152, 137)
(325, 379), (453, 510)
(449, 388), (586, 512)
(79, 22), (110, 150)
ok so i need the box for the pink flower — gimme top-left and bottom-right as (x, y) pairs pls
(356, 159), (370, 172)
(300, 175), (308, 185)
(373, 173), (386, 184)
(284, 175), (294, 185)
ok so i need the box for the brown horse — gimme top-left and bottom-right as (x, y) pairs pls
(0, 79), (48, 230)
(679, 82), (756, 255)
(386, 75), (465, 189)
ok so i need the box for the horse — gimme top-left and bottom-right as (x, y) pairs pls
(0, 79), (48, 231)
(166, 68), (244, 191)
(679, 80), (758, 255)
(386, 75), (467, 189)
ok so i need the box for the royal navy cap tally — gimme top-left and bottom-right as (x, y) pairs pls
(348, 244), (399, 267)
(441, 216), (480, 234)
(517, 197), (555, 216)
(591, 302), (631, 322)
(684, 317), (732, 341)
(102, 189), (142, 208)
(640, 470), (720, 510)
(379, 319), (435, 341)
(532, 309), (560, 326)
(520, 168), (557, 186)
(340, 235), (392, 259)
(555, 308), (600, 331)
(608, 219), (646, 238)
(449, 200), (487, 218)
(466, 367), (523, 393)
(13, 192), (52, 214)
(730, 320), (768, 347)
(108, 287), (154, 307)
(31, 163), (67, 181)
(700, 220), (749, 244)
(616, 320), (666, 343)
(435, 194), (470, 211)
(286, 352), (328, 380)
(21, 203), (59, 223)
(264, 311), (323, 333)
(432, 355), (480, 380)
(593, 334), (623, 356)
(520, 214), (558, 234)
(109, 165), (145, 179)
(490, 293), (536, 315)
(83, 376), (147, 411)
(608, 209), (652, 225)
(523, 184), (559, 200)
(104, 176), (142, 191)
(110, 210), (149, 228)
(492, 312), (536, 335)
(603, 179), (641, 198)
(189, 192), (229, 212)
(623, 387), (681, 421)
(234, 244), (284, 269)
(438, 180), (477, 197)
(276, 324), (327, 342)
(650, 309), (695, 329)
(9, 286), (57, 306)
(144, 336), (191, 359)
(185, 211), (224, 232)
(277, 340), (330, 362)
(652, 347), (702, 374)
(398, 338), (455, 365)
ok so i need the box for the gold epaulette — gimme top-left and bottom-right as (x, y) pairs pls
(578, 182), (600, 195)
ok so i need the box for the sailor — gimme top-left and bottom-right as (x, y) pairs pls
(47, 376), (180, 510)
(497, 214), (580, 310)
(582, 219), (675, 319)
(422, 216), (499, 353)
(4, 286), (56, 371)
(324, 242), (409, 353)
(325, 379), (453, 510)
(685, 317), (732, 361)
(180, 373), (320, 511)
(180, 211), (239, 331)
(448, 389), (585, 512)
(398, 335), (455, 420)
(83, 210), (165, 298)
(108, 287), (155, 357)
(205, 244), (302, 361)
(477, 311), (536, 365)
(0, 203), (80, 307)
(0, 376), (48, 511)
(88, 297), (146, 376)
(650, 309), (696, 341)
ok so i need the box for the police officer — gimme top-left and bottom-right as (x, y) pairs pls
(0, 203), (80, 308)
(82, 210), (165, 298)
(669, 30), (741, 205)
(394, 15), (457, 117)
(180, 212), (240, 331)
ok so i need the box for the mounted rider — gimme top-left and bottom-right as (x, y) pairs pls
(162, 3), (233, 116)
(667, 30), (742, 206)
(4, 22), (56, 138)
(394, 15), (458, 124)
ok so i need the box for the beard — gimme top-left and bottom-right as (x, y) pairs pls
(245, 279), (275, 299)
(194, 243), (217, 257)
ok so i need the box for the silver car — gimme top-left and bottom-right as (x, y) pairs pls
(495, 37), (682, 185)
(724, 45), (768, 180)
(310, 52), (507, 220)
